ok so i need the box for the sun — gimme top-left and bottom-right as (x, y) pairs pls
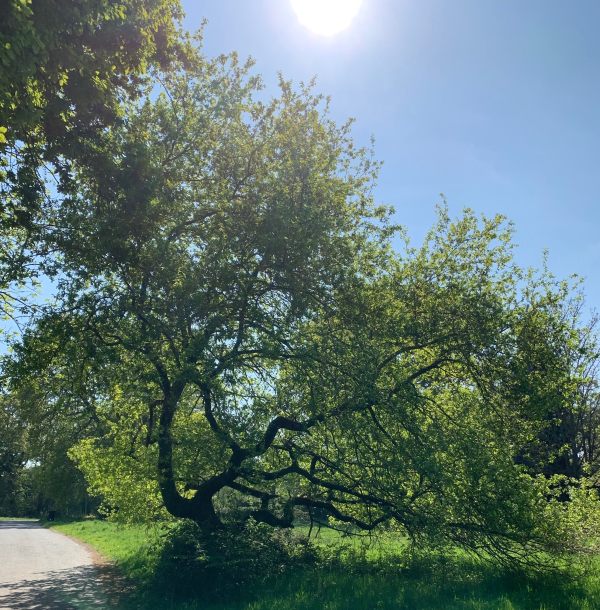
(291, 0), (363, 36)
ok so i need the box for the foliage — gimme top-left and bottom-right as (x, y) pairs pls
(572, 319), (600, 479)
(69, 392), (166, 523)
(0, 393), (29, 515)
(148, 519), (317, 603)
(0, 0), (189, 326)
(514, 302), (600, 480)
(0, 0), (186, 151)
(0, 353), (100, 516)
(6, 42), (596, 564)
(1, 4), (599, 569)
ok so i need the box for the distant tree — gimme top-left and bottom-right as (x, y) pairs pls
(11, 50), (600, 564)
(0, 375), (99, 517)
(516, 307), (600, 481)
(572, 319), (600, 480)
(0, 394), (28, 515)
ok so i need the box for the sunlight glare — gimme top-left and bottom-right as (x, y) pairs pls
(291, 0), (363, 36)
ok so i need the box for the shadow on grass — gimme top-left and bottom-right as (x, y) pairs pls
(115, 538), (600, 610)
(259, 564), (598, 610)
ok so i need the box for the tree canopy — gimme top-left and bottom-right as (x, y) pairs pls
(0, 0), (185, 149)
(0, 0), (190, 325)
(4, 45), (599, 564)
(1, 4), (599, 566)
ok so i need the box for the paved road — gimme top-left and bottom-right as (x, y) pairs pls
(0, 520), (113, 609)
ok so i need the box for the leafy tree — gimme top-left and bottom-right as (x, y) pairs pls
(578, 388), (600, 478)
(0, 383), (94, 517)
(0, 0), (186, 150)
(12, 50), (599, 563)
(571, 318), (600, 479)
(1, 312), (107, 516)
(0, 0), (189, 325)
(0, 394), (28, 515)
(515, 303), (600, 481)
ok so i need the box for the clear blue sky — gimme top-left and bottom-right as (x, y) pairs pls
(183, 0), (600, 309)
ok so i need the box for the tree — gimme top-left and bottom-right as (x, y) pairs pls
(0, 0), (186, 150)
(0, 345), (102, 517)
(0, 393), (28, 515)
(515, 302), (600, 481)
(11, 50), (599, 563)
(0, 0), (189, 325)
(571, 317), (600, 480)
(0, 0), (190, 513)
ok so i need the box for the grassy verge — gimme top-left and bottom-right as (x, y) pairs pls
(46, 519), (600, 610)
(48, 519), (165, 583)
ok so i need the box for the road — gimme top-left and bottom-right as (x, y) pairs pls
(0, 520), (113, 609)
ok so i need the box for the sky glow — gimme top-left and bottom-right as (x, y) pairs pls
(290, 0), (363, 36)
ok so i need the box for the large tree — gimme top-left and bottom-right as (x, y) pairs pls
(11, 51), (599, 563)
(0, 393), (28, 515)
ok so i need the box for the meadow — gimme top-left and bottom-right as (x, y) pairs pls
(47, 520), (600, 610)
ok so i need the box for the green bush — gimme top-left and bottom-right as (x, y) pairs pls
(145, 520), (318, 603)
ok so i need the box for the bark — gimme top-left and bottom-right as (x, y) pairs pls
(157, 391), (223, 530)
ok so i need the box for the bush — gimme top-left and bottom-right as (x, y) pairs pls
(147, 519), (318, 603)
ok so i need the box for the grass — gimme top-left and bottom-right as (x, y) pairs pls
(48, 519), (164, 582)
(46, 519), (600, 610)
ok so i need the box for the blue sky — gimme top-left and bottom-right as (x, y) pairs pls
(182, 0), (600, 310)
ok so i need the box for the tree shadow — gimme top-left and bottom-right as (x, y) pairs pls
(0, 564), (123, 609)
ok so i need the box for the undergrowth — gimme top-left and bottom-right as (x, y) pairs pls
(47, 519), (600, 610)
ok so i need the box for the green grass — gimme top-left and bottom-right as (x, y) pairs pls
(48, 519), (165, 582)
(296, 523), (408, 558)
(46, 520), (600, 610)
(48, 520), (154, 562)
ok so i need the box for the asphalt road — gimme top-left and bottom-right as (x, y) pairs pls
(0, 520), (112, 609)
